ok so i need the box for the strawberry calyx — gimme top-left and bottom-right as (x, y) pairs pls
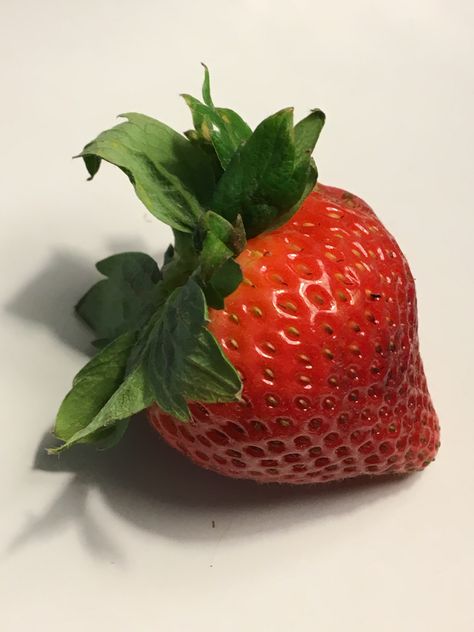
(51, 67), (325, 453)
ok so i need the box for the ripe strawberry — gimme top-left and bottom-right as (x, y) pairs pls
(148, 184), (440, 483)
(54, 67), (439, 487)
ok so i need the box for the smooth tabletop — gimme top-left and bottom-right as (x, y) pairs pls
(1, 1), (473, 630)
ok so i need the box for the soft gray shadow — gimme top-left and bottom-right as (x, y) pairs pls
(4, 250), (96, 355)
(20, 417), (417, 554)
(7, 246), (417, 559)
(5, 245), (166, 355)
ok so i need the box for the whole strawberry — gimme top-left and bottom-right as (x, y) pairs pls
(149, 185), (440, 482)
(53, 67), (440, 485)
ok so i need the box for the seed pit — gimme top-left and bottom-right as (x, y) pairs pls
(298, 353), (312, 368)
(263, 367), (274, 380)
(207, 430), (229, 446)
(294, 435), (311, 448)
(195, 451), (210, 462)
(284, 453), (301, 463)
(227, 338), (239, 350)
(244, 445), (265, 457)
(314, 457), (331, 467)
(268, 440), (285, 453)
(265, 394), (279, 407)
(296, 397), (311, 410)
(322, 397), (336, 411)
(261, 459), (278, 467)
(359, 441), (375, 455)
(197, 435), (211, 448)
(324, 432), (341, 447)
(308, 418), (323, 432)
(231, 458), (246, 468)
(226, 423), (246, 438)
(251, 420), (267, 433)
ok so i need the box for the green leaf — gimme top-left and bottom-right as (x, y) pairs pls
(145, 279), (242, 421)
(294, 109), (325, 170)
(76, 252), (163, 345)
(182, 67), (251, 169)
(79, 113), (215, 232)
(201, 63), (214, 107)
(211, 108), (297, 236)
(52, 332), (153, 452)
(211, 108), (326, 236)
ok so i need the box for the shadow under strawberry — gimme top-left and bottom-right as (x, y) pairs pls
(8, 416), (416, 561)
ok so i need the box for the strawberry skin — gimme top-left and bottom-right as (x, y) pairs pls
(148, 184), (440, 484)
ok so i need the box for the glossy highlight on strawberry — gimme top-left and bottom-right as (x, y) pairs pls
(149, 185), (440, 483)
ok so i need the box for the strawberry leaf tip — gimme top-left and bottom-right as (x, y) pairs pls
(53, 66), (325, 452)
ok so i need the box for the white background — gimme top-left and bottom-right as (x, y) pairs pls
(1, 1), (473, 630)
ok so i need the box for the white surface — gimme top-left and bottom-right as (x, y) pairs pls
(1, 1), (473, 630)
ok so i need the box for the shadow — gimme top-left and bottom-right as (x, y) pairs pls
(14, 417), (417, 555)
(6, 246), (417, 560)
(4, 245), (166, 355)
(4, 250), (97, 355)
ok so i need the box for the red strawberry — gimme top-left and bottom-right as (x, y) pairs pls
(148, 184), (440, 483)
(54, 67), (439, 488)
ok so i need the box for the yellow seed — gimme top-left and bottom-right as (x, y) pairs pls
(351, 249), (362, 258)
(327, 211), (343, 219)
(323, 348), (334, 360)
(284, 301), (298, 312)
(302, 222), (315, 227)
(229, 313), (239, 323)
(337, 290), (348, 302)
(243, 278), (255, 287)
(265, 342), (276, 352)
(287, 326), (300, 337)
(325, 251), (338, 262)
(251, 306), (263, 317)
(299, 375), (311, 385)
(228, 338), (239, 350)
(263, 368), (274, 379)
(271, 273), (286, 285)
(288, 243), (303, 252)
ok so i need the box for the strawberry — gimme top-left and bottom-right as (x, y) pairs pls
(53, 67), (439, 485)
(148, 185), (440, 483)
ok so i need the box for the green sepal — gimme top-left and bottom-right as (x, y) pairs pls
(76, 252), (162, 346)
(78, 113), (215, 232)
(145, 279), (242, 421)
(182, 66), (252, 169)
(52, 332), (154, 452)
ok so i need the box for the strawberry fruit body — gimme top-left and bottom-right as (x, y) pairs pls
(54, 67), (440, 487)
(148, 184), (440, 483)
